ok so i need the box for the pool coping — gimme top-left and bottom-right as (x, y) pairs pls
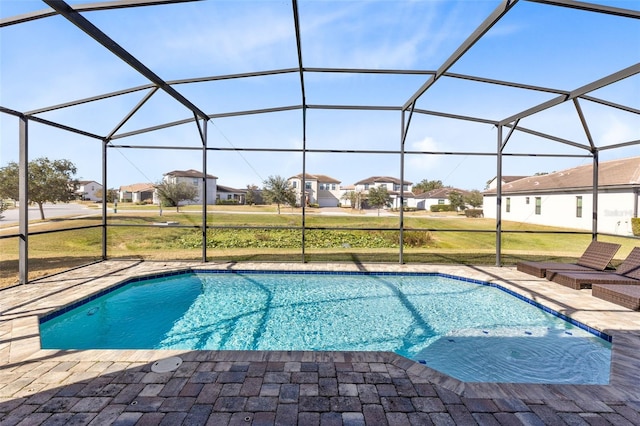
(2, 260), (640, 402)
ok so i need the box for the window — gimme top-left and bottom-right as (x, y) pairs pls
(506, 197), (510, 213)
(292, 181), (297, 188)
(438, 199), (445, 204)
(305, 182), (312, 190)
(364, 184), (369, 190)
(535, 197), (541, 215)
(576, 196), (582, 218)
(192, 178), (199, 185)
(525, 197), (529, 204)
(331, 184), (336, 190)
(393, 184), (400, 191)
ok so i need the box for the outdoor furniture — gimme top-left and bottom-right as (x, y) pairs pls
(592, 284), (640, 310)
(516, 241), (621, 278)
(545, 247), (640, 289)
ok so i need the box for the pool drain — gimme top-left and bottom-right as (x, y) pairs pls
(151, 356), (183, 373)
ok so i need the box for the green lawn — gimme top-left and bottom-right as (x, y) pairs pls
(1, 206), (637, 287)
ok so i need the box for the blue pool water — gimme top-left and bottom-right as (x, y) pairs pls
(40, 271), (611, 384)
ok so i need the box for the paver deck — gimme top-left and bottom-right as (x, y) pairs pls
(1, 261), (639, 425)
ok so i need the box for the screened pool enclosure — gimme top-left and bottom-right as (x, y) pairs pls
(0, 0), (639, 285)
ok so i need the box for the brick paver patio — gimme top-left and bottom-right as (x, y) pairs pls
(1, 261), (639, 425)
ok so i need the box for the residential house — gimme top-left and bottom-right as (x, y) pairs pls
(352, 176), (414, 209)
(216, 185), (247, 204)
(288, 174), (342, 207)
(413, 187), (470, 211)
(163, 169), (217, 205)
(483, 156), (640, 235)
(75, 180), (103, 201)
(118, 183), (155, 203)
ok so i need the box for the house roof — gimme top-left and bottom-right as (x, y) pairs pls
(289, 173), (341, 184)
(415, 187), (470, 199)
(501, 176), (529, 183)
(119, 183), (155, 192)
(164, 169), (218, 179)
(388, 191), (416, 198)
(354, 176), (413, 186)
(485, 156), (640, 194)
(217, 185), (246, 193)
(77, 180), (100, 186)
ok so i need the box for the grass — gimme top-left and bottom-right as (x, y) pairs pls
(1, 205), (638, 288)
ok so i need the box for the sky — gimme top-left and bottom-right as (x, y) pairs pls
(1, 0), (639, 192)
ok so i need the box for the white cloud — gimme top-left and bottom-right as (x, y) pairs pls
(407, 136), (440, 171)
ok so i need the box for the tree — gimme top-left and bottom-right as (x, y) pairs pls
(464, 190), (483, 208)
(367, 186), (391, 216)
(96, 188), (118, 203)
(448, 191), (466, 212)
(412, 179), (444, 195)
(342, 190), (364, 210)
(262, 175), (296, 214)
(245, 184), (263, 205)
(0, 157), (78, 220)
(155, 181), (198, 212)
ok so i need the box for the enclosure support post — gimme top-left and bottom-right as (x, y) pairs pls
(399, 109), (406, 264)
(301, 109), (308, 263)
(592, 151), (599, 240)
(496, 125), (503, 266)
(102, 139), (108, 260)
(202, 118), (208, 263)
(18, 116), (29, 284)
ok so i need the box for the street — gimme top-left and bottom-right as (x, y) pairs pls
(0, 202), (100, 226)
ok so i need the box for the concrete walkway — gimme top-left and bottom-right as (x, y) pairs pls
(1, 261), (639, 425)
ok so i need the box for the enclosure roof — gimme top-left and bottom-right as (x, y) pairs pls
(0, 0), (639, 190)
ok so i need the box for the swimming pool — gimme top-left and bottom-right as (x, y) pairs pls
(39, 270), (611, 384)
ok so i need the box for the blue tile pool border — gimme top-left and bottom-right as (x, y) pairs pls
(38, 268), (612, 343)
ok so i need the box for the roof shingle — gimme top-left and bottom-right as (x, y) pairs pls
(485, 156), (640, 194)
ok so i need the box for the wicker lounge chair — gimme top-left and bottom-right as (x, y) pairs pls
(545, 247), (640, 290)
(592, 284), (640, 310)
(516, 241), (621, 278)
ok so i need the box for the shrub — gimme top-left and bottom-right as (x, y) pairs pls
(216, 199), (239, 205)
(175, 228), (403, 249)
(465, 209), (484, 218)
(632, 217), (640, 236)
(430, 204), (455, 212)
(402, 231), (433, 247)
